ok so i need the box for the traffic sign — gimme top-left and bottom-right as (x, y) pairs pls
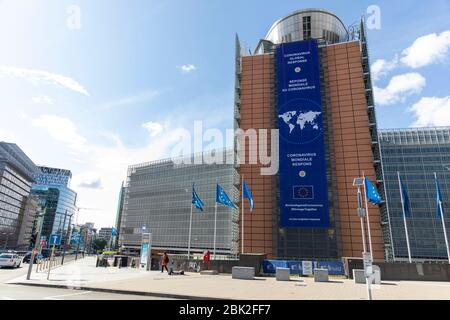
(49, 234), (62, 246)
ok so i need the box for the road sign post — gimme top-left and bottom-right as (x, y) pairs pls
(47, 234), (62, 280)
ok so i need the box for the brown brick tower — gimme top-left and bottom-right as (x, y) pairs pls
(234, 9), (388, 262)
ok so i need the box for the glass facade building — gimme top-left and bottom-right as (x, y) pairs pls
(31, 166), (77, 244)
(379, 127), (450, 261)
(0, 142), (38, 249)
(120, 150), (240, 255)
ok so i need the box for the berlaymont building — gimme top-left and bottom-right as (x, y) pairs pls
(118, 9), (448, 263)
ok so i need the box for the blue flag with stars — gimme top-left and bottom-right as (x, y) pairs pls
(364, 176), (382, 205)
(399, 175), (411, 217)
(436, 176), (443, 218)
(192, 184), (204, 212)
(243, 179), (254, 212)
(216, 184), (237, 209)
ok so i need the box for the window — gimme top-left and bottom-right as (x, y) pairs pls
(303, 16), (311, 40)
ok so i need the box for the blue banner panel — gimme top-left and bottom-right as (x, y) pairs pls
(262, 260), (345, 276)
(262, 260), (289, 273)
(315, 261), (345, 276)
(276, 39), (330, 228)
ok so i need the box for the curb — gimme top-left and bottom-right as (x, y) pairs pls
(10, 282), (227, 300)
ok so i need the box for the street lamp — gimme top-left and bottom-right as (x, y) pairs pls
(61, 211), (74, 265)
(353, 177), (373, 301)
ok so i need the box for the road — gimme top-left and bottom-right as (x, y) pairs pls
(0, 261), (174, 300)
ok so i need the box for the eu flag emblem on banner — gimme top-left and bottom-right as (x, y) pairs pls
(399, 176), (411, 217)
(436, 176), (443, 218)
(364, 177), (382, 205)
(216, 184), (237, 209)
(192, 184), (204, 212)
(243, 179), (254, 212)
(111, 227), (118, 236)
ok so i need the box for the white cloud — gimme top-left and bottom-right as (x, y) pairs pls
(0, 65), (89, 96)
(32, 115), (87, 152)
(72, 172), (103, 190)
(374, 73), (426, 106)
(371, 55), (398, 81)
(401, 30), (450, 68)
(410, 96), (450, 127)
(32, 95), (54, 105)
(142, 121), (163, 137)
(99, 89), (159, 110)
(178, 64), (196, 73)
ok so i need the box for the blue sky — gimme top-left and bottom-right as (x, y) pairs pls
(0, 0), (449, 227)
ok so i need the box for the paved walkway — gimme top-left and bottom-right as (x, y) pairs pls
(8, 257), (450, 300)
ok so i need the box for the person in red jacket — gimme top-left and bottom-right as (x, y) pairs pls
(203, 250), (211, 271)
(161, 252), (169, 273)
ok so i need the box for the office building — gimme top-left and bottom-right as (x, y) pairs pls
(379, 127), (450, 261)
(31, 166), (77, 244)
(0, 142), (39, 249)
(98, 227), (113, 243)
(235, 8), (387, 260)
(119, 150), (239, 255)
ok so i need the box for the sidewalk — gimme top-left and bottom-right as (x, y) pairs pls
(8, 257), (450, 300)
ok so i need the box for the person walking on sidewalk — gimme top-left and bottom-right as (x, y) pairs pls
(161, 252), (169, 273)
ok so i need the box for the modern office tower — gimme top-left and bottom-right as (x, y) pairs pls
(379, 127), (450, 261)
(120, 150), (239, 255)
(98, 227), (113, 243)
(80, 222), (97, 252)
(235, 9), (387, 260)
(0, 142), (39, 249)
(31, 166), (77, 244)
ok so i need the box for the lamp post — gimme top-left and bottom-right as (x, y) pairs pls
(61, 212), (74, 265)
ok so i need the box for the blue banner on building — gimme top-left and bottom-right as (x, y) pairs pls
(276, 39), (330, 228)
(263, 260), (345, 276)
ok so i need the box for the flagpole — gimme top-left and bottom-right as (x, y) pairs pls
(398, 172), (412, 263)
(213, 201), (217, 260)
(241, 175), (245, 255)
(362, 172), (374, 261)
(435, 173), (450, 264)
(188, 202), (193, 259)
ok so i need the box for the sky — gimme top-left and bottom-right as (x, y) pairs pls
(0, 0), (449, 228)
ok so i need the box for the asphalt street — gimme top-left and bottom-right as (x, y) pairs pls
(0, 262), (174, 300)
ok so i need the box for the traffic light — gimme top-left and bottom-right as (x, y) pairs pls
(30, 233), (37, 247)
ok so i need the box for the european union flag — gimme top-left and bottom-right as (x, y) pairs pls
(436, 176), (443, 218)
(399, 175), (411, 217)
(216, 184), (237, 209)
(242, 179), (254, 212)
(111, 227), (118, 236)
(364, 177), (382, 205)
(192, 184), (204, 212)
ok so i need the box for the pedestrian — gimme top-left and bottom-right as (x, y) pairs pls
(161, 252), (169, 273)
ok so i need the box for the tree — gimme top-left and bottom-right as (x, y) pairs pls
(93, 238), (107, 252)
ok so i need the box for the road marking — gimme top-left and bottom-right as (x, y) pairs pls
(1, 297), (14, 300)
(44, 290), (92, 300)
